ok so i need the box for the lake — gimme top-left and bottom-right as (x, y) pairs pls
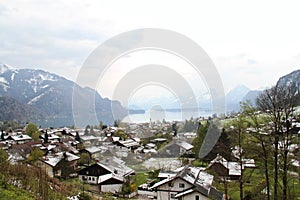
(122, 109), (212, 123)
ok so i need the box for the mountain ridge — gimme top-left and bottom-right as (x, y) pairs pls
(0, 64), (127, 127)
(0, 96), (46, 122)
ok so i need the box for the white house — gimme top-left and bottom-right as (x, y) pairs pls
(78, 157), (135, 193)
(38, 152), (80, 178)
(8, 134), (32, 144)
(150, 166), (223, 200)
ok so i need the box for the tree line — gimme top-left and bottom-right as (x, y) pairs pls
(192, 84), (300, 200)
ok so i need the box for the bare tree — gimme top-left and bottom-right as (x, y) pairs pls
(242, 102), (271, 200)
(256, 84), (299, 200)
(230, 114), (247, 200)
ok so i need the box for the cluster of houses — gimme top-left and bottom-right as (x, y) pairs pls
(0, 122), (205, 198)
(2, 116), (299, 199)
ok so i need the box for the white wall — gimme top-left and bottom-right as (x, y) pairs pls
(182, 191), (209, 200)
(78, 175), (122, 193)
(156, 191), (178, 200)
(156, 178), (193, 200)
(79, 175), (98, 185)
(158, 178), (192, 191)
(101, 184), (122, 193)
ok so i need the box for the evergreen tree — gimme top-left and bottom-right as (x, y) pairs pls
(44, 130), (49, 143)
(25, 123), (39, 137)
(192, 121), (209, 159)
(75, 131), (81, 142)
(172, 122), (177, 136)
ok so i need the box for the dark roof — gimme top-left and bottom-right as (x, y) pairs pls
(78, 157), (134, 177)
(99, 157), (135, 177)
(151, 166), (223, 199)
(175, 185), (223, 200)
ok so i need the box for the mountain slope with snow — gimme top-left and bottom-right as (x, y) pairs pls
(0, 64), (127, 127)
(277, 69), (300, 93)
(0, 96), (45, 122)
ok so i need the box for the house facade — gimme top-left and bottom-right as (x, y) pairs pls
(78, 157), (135, 193)
(150, 166), (223, 200)
(38, 152), (80, 179)
(207, 154), (255, 180)
(154, 177), (194, 200)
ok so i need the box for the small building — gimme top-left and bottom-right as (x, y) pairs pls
(78, 157), (135, 193)
(40, 133), (61, 143)
(83, 146), (102, 159)
(150, 166), (223, 200)
(80, 135), (100, 147)
(8, 134), (32, 144)
(116, 139), (140, 150)
(160, 139), (194, 157)
(207, 155), (241, 180)
(183, 132), (197, 139)
(38, 152), (80, 179)
(8, 141), (43, 163)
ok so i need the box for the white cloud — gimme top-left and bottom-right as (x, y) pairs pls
(0, 0), (300, 99)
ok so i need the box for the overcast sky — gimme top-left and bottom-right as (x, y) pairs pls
(0, 0), (300, 101)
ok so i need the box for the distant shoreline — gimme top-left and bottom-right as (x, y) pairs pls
(128, 109), (146, 114)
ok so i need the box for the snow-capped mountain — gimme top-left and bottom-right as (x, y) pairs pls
(226, 85), (250, 104)
(0, 64), (127, 127)
(0, 96), (45, 122)
(227, 70), (300, 111)
(242, 90), (262, 106)
(277, 69), (300, 93)
(225, 85), (251, 112)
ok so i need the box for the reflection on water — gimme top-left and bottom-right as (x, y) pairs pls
(122, 109), (212, 123)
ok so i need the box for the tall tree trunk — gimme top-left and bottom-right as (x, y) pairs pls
(224, 177), (228, 200)
(240, 169), (243, 200)
(274, 135), (279, 200)
(239, 129), (243, 200)
(282, 122), (290, 200)
(260, 135), (270, 200)
(282, 149), (288, 200)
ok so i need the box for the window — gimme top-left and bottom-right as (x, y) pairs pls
(195, 195), (199, 200)
(179, 183), (185, 188)
(55, 170), (61, 177)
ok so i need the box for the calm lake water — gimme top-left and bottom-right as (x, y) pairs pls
(122, 109), (212, 123)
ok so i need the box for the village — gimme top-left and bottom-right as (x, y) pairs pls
(1, 108), (300, 200)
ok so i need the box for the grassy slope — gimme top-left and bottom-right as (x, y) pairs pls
(0, 185), (35, 200)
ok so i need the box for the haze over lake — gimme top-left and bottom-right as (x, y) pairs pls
(123, 109), (212, 123)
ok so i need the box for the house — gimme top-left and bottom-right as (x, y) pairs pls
(80, 135), (100, 147)
(8, 141), (43, 163)
(40, 132), (61, 143)
(182, 132), (197, 139)
(7, 134), (32, 144)
(150, 166), (223, 200)
(145, 143), (156, 149)
(161, 139), (194, 157)
(82, 146), (102, 159)
(206, 155), (241, 180)
(151, 138), (168, 143)
(116, 139), (140, 150)
(37, 152), (80, 179)
(78, 157), (135, 193)
(175, 185), (224, 200)
(8, 148), (26, 164)
(143, 143), (158, 154)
